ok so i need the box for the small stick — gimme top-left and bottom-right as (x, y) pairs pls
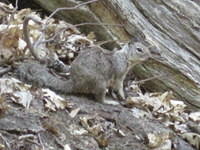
(0, 0), (18, 14)
(133, 74), (168, 85)
(45, 0), (99, 27)
(23, 16), (43, 62)
(38, 133), (46, 150)
(0, 133), (11, 150)
(74, 22), (124, 27)
(18, 134), (36, 140)
(97, 40), (118, 46)
(39, 22), (124, 45)
(0, 66), (12, 76)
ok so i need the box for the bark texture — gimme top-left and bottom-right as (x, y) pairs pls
(33, 0), (200, 107)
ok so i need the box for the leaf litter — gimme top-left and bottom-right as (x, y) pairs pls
(0, 2), (199, 150)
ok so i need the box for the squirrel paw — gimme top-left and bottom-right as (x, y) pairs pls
(109, 89), (125, 101)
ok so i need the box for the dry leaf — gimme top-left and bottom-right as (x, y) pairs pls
(147, 132), (170, 148)
(79, 115), (103, 136)
(153, 139), (172, 150)
(189, 112), (200, 122)
(69, 108), (80, 118)
(42, 89), (70, 111)
(2, 27), (21, 48)
(0, 143), (5, 149)
(80, 116), (90, 129)
(18, 38), (27, 50)
(11, 91), (33, 109)
(147, 133), (164, 148)
(95, 135), (109, 148)
(0, 78), (33, 108)
(124, 96), (141, 108)
(87, 32), (96, 41)
(114, 128), (126, 137)
(131, 108), (151, 119)
(181, 132), (200, 149)
(89, 124), (103, 136)
(159, 91), (173, 103)
(64, 144), (72, 150)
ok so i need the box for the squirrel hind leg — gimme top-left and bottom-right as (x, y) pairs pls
(94, 89), (106, 102)
(93, 82), (107, 102)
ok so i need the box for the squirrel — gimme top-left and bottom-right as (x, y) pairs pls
(16, 16), (162, 102)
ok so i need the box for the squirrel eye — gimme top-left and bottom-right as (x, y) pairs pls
(136, 48), (143, 53)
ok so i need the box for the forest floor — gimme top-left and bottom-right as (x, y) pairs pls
(0, 2), (199, 150)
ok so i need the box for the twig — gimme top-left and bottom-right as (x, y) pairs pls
(39, 22), (123, 45)
(25, 139), (41, 147)
(38, 133), (46, 150)
(18, 134), (36, 140)
(0, 0), (18, 14)
(0, 66), (12, 76)
(45, 0), (99, 25)
(14, 0), (19, 12)
(55, 138), (65, 148)
(23, 16), (44, 62)
(23, 16), (71, 73)
(133, 74), (167, 85)
(23, 0), (124, 72)
(97, 40), (118, 46)
(32, 0), (123, 51)
(0, 133), (11, 150)
(32, 0), (100, 60)
(74, 22), (124, 27)
(36, 28), (66, 45)
(39, 0), (100, 44)
(0, 5), (13, 14)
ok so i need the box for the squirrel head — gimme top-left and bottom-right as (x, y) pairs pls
(126, 41), (151, 63)
(126, 32), (164, 63)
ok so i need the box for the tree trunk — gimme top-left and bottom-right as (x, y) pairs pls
(33, 0), (200, 108)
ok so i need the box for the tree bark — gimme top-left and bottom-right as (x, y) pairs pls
(33, 0), (200, 108)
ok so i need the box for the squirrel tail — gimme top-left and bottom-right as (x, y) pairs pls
(43, 76), (73, 94)
(16, 62), (73, 94)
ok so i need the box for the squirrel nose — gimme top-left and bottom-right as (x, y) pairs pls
(149, 46), (160, 55)
(149, 46), (166, 61)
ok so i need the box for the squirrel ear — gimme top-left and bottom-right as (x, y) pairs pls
(131, 31), (146, 43)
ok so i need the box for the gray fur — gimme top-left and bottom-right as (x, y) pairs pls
(16, 40), (158, 102)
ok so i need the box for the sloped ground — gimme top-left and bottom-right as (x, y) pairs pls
(0, 2), (199, 150)
(0, 92), (172, 150)
(0, 78), (193, 150)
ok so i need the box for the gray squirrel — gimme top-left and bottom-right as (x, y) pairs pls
(16, 16), (162, 102)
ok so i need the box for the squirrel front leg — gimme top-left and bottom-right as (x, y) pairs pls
(115, 79), (125, 100)
(110, 78), (125, 100)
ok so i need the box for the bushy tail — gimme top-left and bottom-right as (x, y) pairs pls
(16, 62), (73, 94)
